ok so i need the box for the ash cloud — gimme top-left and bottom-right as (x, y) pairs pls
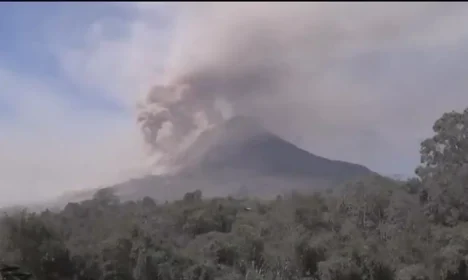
(137, 3), (468, 174)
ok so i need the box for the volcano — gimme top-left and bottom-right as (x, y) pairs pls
(173, 116), (371, 181)
(59, 116), (373, 204)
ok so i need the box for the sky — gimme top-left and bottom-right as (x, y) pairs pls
(0, 3), (174, 206)
(2, 3), (468, 206)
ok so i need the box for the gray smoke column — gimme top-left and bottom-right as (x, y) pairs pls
(137, 2), (465, 171)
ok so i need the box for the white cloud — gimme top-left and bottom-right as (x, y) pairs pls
(57, 4), (174, 107)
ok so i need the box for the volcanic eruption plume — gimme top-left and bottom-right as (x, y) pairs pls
(137, 81), (225, 168)
(136, 2), (465, 173)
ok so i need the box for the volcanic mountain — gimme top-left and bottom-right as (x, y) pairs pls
(55, 116), (373, 204)
(171, 116), (371, 180)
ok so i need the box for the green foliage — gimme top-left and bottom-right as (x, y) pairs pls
(3, 181), (464, 280)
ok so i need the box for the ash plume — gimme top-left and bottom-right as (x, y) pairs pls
(137, 2), (466, 172)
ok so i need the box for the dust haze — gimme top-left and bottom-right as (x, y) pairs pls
(137, 2), (468, 174)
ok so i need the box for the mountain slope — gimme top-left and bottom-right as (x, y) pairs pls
(175, 116), (371, 181)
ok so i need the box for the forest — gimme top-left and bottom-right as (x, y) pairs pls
(1, 107), (468, 280)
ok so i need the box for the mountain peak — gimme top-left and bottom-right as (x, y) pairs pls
(222, 115), (265, 131)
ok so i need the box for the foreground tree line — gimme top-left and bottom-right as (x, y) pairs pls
(1, 108), (468, 280)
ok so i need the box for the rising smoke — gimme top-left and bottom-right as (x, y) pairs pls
(136, 2), (466, 172)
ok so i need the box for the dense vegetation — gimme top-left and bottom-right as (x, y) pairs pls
(1, 108), (468, 280)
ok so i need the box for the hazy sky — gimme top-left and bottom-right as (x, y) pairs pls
(2, 3), (468, 206)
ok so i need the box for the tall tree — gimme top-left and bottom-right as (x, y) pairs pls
(416, 108), (468, 225)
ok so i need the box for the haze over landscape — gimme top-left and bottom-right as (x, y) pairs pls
(2, 2), (468, 207)
(4, 3), (468, 280)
